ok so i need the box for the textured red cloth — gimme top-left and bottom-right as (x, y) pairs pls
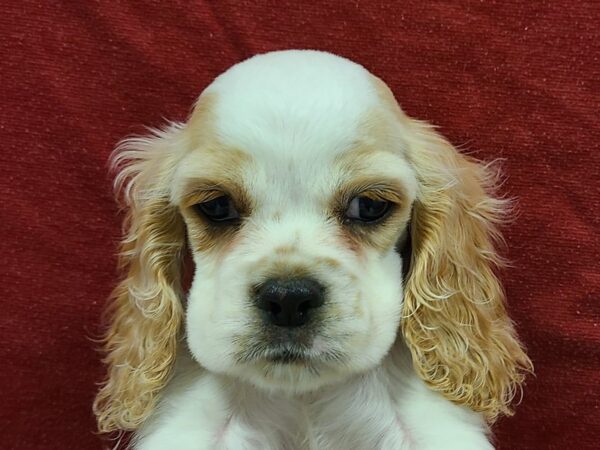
(1, 1), (598, 449)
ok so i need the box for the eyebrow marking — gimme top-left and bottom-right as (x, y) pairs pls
(179, 178), (250, 209)
(173, 144), (253, 210)
(177, 177), (252, 255)
(334, 176), (408, 208)
(329, 119), (416, 252)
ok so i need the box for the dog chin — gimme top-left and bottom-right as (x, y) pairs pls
(231, 353), (351, 395)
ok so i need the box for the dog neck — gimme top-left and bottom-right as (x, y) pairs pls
(165, 341), (415, 449)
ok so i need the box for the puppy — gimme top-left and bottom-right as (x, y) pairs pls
(94, 50), (531, 449)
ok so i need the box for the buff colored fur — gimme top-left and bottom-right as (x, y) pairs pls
(94, 125), (187, 432)
(402, 120), (532, 421)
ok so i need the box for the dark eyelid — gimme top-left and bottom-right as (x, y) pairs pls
(340, 187), (404, 213)
(341, 178), (405, 200)
(181, 189), (226, 209)
(347, 197), (394, 224)
(179, 177), (242, 205)
(193, 195), (241, 225)
(332, 179), (405, 227)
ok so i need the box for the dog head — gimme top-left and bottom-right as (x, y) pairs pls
(94, 50), (531, 432)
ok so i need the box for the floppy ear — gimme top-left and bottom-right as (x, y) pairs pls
(93, 124), (187, 432)
(402, 120), (532, 422)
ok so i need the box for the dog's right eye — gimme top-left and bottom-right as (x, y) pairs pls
(194, 195), (240, 223)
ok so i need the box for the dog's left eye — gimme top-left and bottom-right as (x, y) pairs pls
(345, 196), (391, 223)
(194, 195), (240, 223)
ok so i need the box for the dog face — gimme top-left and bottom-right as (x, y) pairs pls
(94, 51), (531, 432)
(176, 56), (417, 391)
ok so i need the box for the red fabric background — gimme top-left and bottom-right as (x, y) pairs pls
(1, 1), (598, 448)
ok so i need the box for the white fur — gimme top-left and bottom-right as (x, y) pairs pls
(134, 50), (493, 449)
(135, 349), (491, 450)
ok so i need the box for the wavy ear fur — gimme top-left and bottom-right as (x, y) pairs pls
(402, 120), (532, 422)
(94, 124), (187, 432)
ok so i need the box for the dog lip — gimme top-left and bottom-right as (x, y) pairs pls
(265, 348), (309, 364)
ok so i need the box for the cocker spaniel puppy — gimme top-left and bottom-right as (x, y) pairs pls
(94, 50), (531, 450)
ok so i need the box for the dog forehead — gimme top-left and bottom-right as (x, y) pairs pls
(202, 50), (382, 162)
(178, 51), (415, 206)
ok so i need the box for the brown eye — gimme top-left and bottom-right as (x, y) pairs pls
(345, 196), (391, 223)
(194, 195), (240, 223)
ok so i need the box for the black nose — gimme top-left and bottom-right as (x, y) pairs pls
(255, 277), (325, 327)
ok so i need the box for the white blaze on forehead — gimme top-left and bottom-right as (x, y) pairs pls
(203, 50), (381, 159)
(197, 50), (392, 215)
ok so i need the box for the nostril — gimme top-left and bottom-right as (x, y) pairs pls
(297, 299), (312, 315)
(268, 301), (282, 316)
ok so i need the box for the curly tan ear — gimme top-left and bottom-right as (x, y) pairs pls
(93, 125), (187, 432)
(402, 120), (533, 422)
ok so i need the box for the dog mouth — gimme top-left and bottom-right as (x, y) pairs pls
(235, 325), (347, 367)
(264, 347), (310, 364)
(236, 342), (313, 365)
(238, 338), (346, 367)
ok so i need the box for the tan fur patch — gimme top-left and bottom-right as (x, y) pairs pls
(173, 95), (255, 255)
(178, 173), (252, 255)
(400, 118), (533, 422)
(369, 75), (412, 126)
(315, 256), (341, 270)
(360, 75), (532, 421)
(332, 144), (413, 254)
(274, 245), (296, 256)
(262, 261), (313, 280)
(94, 140), (187, 432)
(95, 92), (254, 433)
(185, 93), (218, 149)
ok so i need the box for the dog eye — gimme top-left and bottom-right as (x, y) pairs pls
(345, 196), (391, 223)
(194, 195), (240, 223)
